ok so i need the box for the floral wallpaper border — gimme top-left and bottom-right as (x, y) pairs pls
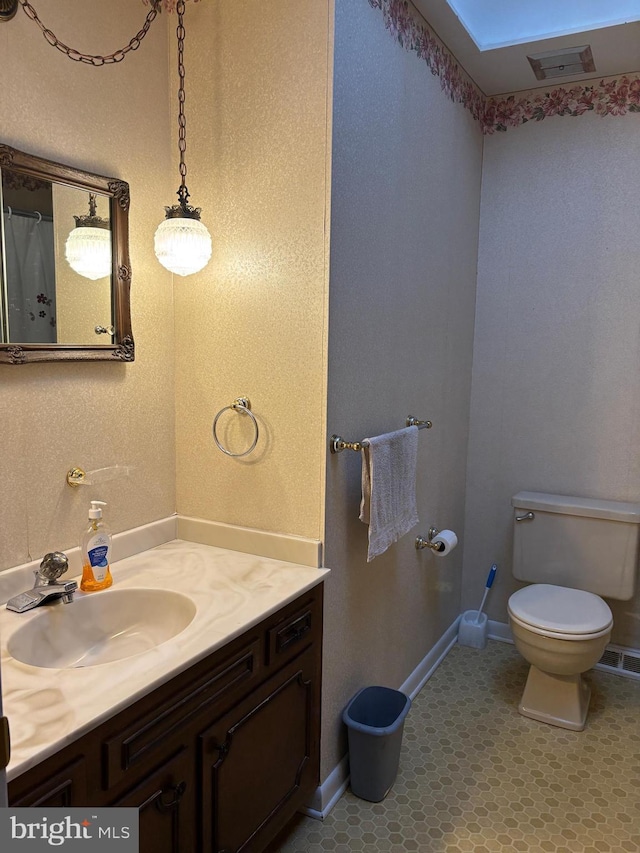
(147, 0), (640, 135)
(368, 0), (486, 125)
(368, 0), (640, 134)
(484, 78), (640, 133)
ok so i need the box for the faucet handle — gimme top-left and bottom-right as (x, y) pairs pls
(37, 551), (69, 582)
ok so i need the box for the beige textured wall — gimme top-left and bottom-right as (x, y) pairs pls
(173, 0), (333, 541)
(0, 0), (175, 570)
(464, 114), (640, 648)
(322, 0), (482, 776)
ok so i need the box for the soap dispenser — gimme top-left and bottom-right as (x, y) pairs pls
(80, 500), (113, 592)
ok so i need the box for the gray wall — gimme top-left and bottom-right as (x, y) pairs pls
(464, 114), (640, 648)
(322, 0), (483, 777)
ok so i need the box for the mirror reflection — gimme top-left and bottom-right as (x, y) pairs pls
(0, 143), (133, 364)
(1, 171), (113, 346)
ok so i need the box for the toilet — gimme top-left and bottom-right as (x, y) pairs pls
(507, 491), (640, 731)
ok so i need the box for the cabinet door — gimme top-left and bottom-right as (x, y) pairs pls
(200, 648), (320, 853)
(9, 756), (88, 807)
(112, 748), (196, 853)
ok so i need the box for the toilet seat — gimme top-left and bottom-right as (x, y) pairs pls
(508, 583), (613, 639)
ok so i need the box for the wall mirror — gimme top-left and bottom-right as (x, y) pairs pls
(0, 144), (134, 364)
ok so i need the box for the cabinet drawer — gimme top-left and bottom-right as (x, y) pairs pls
(266, 588), (321, 670)
(103, 637), (262, 790)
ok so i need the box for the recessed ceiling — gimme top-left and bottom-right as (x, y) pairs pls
(412, 0), (640, 95)
(445, 0), (640, 51)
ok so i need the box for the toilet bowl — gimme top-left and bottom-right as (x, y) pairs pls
(508, 583), (612, 731)
(508, 491), (640, 730)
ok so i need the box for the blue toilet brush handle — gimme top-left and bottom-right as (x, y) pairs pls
(474, 564), (497, 625)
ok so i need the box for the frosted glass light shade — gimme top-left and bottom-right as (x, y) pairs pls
(154, 216), (212, 277)
(65, 226), (112, 280)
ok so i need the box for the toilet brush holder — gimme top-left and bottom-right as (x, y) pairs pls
(458, 564), (497, 649)
(458, 610), (488, 649)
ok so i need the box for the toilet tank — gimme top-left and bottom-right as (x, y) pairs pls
(512, 491), (640, 600)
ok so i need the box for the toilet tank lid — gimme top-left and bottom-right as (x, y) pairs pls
(511, 491), (640, 522)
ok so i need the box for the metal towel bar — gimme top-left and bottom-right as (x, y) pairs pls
(330, 416), (432, 454)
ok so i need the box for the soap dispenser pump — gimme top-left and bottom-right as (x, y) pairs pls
(80, 500), (113, 592)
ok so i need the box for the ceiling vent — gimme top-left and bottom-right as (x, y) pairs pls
(527, 45), (596, 81)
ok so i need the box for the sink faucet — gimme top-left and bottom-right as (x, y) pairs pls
(6, 552), (78, 613)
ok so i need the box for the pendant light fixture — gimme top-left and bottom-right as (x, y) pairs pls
(154, 0), (211, 277)
(65, 192), (112, 280)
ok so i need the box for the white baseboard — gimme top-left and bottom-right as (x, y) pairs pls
(177, 516), (322, 568)
(400, 616), (462, 699)
(302, 615), (460, 820)
(301, 756), (350, 820)
(487, 619), (513, 643)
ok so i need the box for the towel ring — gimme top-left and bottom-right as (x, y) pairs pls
(212, 397), (259, 458)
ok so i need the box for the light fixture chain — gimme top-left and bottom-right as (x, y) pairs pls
(17, 0), (162, 66)
(176, 0), (189, 204)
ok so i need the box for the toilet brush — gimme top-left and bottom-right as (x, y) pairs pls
(458, 563), (497, 649)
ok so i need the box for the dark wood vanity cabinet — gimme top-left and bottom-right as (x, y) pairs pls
(200, 648), (318, 853)
(8, 583), (323, 853)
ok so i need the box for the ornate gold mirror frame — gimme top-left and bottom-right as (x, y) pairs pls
(0, 144), (134, 364)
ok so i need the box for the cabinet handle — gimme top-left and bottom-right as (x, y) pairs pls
(211, 739), (230, 762)
(155, 780), (187, 813)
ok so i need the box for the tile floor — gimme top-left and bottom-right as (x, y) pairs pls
(269, 641), (640, 853)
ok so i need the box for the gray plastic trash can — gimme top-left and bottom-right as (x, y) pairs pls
(343, 685), (411, 802)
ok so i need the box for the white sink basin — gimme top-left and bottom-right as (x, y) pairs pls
(7, 588), (197, 669)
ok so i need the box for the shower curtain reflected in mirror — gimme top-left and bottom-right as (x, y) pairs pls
(2, 210), (56, 343)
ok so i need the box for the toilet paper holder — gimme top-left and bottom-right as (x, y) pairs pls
(416, 527), (446, 552)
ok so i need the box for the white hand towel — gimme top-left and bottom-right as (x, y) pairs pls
(359, 426), (419, 562)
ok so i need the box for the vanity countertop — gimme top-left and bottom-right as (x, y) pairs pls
(0, 539), (329, 781)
